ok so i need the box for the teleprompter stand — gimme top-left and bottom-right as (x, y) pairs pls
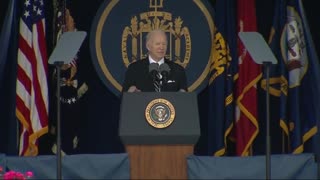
(48, 31), (86, 180)
(239, 32), (278, 180)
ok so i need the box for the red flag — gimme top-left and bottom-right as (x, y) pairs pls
(16, 0), (49, 156)
(234, 0), (262, 156)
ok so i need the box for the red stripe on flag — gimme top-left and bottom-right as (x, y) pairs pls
(29, 54), (48, 127)
(20, 130), (30, 155)
(17, 65), (32, 93)
(36, 21), (48, 74)
(16, 96), (31, 128)
(18, 34), (35, 62)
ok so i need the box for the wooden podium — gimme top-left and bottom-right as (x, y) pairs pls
(119, 92), (200, 179)
(126, 145), (194, 179)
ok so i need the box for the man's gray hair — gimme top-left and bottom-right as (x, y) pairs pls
(145, 29), (167, 43)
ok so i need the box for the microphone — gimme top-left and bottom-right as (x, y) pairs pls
(149, 63), (159, 81)
(159, 63), (170, 83)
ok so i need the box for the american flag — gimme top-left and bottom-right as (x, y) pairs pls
(16, 0), (49, 156)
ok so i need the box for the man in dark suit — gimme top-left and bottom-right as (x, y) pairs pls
(122, 29), (187, 92)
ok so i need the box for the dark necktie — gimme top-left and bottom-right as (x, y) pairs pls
(154, 72), (161, 92)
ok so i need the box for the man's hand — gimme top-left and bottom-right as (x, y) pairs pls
(128, 86), (141, 92)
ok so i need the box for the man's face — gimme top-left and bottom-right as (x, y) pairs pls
(147, 32), (167, 61)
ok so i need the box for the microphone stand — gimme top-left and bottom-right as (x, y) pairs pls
(160, 72), (168, 92)
(158, 73), (162, 92)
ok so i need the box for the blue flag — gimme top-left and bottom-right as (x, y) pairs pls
(264, 0), (289, 153)
(207, 0), (237, 156)
(267, 0), (320, 153)
(0, 0), (18, 154)
(287, 0), (320, 153)
(0, 0), (15, 85)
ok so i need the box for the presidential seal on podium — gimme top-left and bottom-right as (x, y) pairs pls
(145, 98), (175, 129)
